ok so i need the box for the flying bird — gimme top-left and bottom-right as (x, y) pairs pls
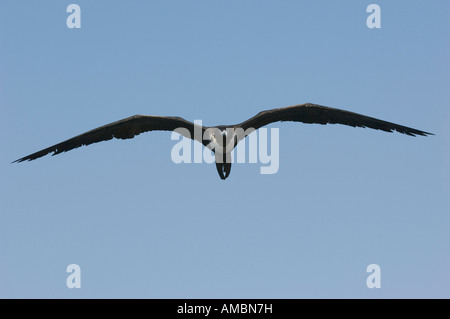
(13, 103), (432, 180)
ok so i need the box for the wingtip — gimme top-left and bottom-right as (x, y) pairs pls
(12, 157), (26, 164)
(414, 131), (434, 137)
(12, 155), (36, 163)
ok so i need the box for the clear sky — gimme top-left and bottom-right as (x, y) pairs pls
(1, 1), (449, 298)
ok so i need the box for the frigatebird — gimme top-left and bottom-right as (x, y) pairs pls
(13, 103), (432, 180)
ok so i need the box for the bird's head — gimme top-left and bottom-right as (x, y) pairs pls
(204, 127), (237, 153)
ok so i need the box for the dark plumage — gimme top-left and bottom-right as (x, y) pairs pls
(13, 103), (432, 179)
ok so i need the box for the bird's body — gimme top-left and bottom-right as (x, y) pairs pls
(13, 103), (432, 179)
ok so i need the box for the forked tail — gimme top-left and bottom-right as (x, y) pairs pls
(215, 162), (232, 180)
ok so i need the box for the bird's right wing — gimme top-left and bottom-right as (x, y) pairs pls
(238, 103), (432, 137)
(13, 115), (207, 163)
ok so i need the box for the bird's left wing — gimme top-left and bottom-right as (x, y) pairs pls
(13, 115), (206, 163)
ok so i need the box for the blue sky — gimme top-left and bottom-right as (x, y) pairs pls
(1, 1), (449, 298)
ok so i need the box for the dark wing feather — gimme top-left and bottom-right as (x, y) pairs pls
(13, 115), (206, 163)
(238, 103), (432, 137)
